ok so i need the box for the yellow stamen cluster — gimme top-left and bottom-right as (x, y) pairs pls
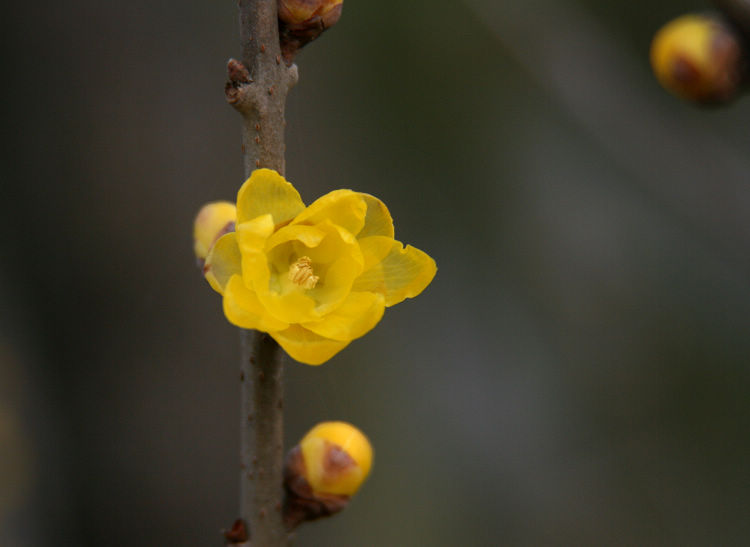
(288, 256), (319, 289)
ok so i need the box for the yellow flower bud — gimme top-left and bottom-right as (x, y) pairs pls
(299, 421), (372, 496)
(278, 0), (343, 63)
(193, 201), (236, 262)
(283, 421), (373, 529)
(650, 14), (745, 104)
(279, 0), (343, 26)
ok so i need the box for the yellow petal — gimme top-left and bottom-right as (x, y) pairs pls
(303, 292), (385, 342)
(271, 325), (350, 365)
(265, 223), (327, 254)
(223, 275), (289, 332)
(204, 233), (241, 294)
(309, 252), (362, 315)
(358, 235), (395, 271)
(236, 168), (305, 225)
(357, 193), (394, 239)
(257, 289), (318, 325)
(303, 220), (360, 265)
(236, 214), (275, 288)
(304, 221), (364, 314)
(291, 190), (367, 236)
(352, 240), (437, 306)
(236, 213), (276, 254)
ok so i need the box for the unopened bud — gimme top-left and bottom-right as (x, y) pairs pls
(650, 14), (746, 105)
(283, 421), (372, 529)
(278, 0), (343, 63)
(193, 201), (236, 262)
(299, 421), (372, 495)
(279, 0), (342, 26)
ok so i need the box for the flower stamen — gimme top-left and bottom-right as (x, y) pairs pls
(288, 256), (319, 289)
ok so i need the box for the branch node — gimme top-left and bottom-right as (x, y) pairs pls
(227, 58), (252, 84)
(223, 519), (249, 544)
(225, 58), (257, 112)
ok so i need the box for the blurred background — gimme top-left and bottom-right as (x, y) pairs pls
(3, 0), (750, 545)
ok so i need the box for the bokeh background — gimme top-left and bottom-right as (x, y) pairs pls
(3, 0), (750, 545)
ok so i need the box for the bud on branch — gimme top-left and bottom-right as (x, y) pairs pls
(279, 0), (344, 63)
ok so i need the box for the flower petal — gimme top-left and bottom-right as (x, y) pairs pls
(291, 190), (366, 236)
(236, 168), (305, 225)
(304, 221), (364, 314)
(236, 213), (275, 288)
(257, 289), (318, 325)
(357, 193), (394, 239)
(271, 325), (350, 365)
(236, 213), (276, 254)
(352, 240), (437, 306)
(358, 235), (395, 271)
(303, 292), (385, 342)
(223, 275), (290, 332)
(309, 252), (362, 315)
(265, 224), (327, 253)
(204, 232), (241, 294)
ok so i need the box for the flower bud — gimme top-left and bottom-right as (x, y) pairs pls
(278, 0), (343, 63)
(283, 421), (372, 529)
(193, 201), (236, 262)
(299, 421), (372, 495)
(650, 14), (746, 105)
(279, 0), (342, 26)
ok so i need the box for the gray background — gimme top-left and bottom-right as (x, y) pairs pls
(2, 0), (750, 545)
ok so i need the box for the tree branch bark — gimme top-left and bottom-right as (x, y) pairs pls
(227, 1), (298, 545)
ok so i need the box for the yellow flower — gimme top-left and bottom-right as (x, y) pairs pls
(203, 169), (436, 365)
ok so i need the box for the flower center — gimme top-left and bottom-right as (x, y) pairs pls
(288, 256), (319, 290)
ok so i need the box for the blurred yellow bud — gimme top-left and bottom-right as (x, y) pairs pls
(193, 201), (236, 262)
(279, 0), (343, 26)
(650, 14), (745, 104)
(299, 421), (372, 496)
(278, 0), (343, 62)
(283, 421), (372, 529)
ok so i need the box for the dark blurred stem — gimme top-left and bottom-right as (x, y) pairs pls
(230, 1), (298, 545)
(713, 0), (750, 35)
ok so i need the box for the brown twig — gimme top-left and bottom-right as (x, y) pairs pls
(713, 0), (750, 35)
(228, 1), (298, 545)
